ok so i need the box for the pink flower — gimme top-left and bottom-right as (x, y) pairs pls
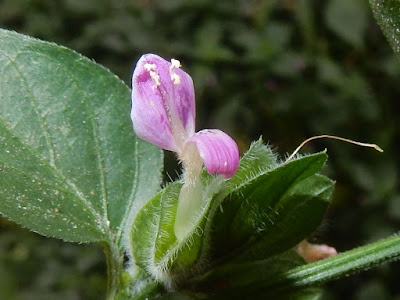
(131, 54), (239, 178)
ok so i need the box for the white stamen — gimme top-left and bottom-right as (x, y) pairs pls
(144, 63), (156, 71)
(144, 63), (160, 88)
(169, 58), (181, 85)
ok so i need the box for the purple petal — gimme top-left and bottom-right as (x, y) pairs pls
(186, 129), (239, 178)
(131, 54), (196, 151)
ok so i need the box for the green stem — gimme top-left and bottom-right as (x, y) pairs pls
(269, 234), (400, 290)
(102, 241), (164, 300)
(102, 242), (123, 300)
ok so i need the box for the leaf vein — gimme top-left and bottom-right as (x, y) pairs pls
(62, 58), (110, 228)
(117, 138), (140, 245)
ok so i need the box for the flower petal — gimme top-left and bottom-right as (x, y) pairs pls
(131, 54), (196, 151)
(186, 129), (239, 178)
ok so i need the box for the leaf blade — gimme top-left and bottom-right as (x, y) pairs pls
(0, 29), (163, 243)
(210, 152), (328, 258)
(233, 174), (334, 262)
(369, 0), (400, 54)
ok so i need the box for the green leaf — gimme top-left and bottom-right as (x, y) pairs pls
(369, 0), (400, 54)
(325, 0), (368, 48)
(210, 152), (329, 260)
(232, 174), (334, 262)
(0, 29), (163, 243)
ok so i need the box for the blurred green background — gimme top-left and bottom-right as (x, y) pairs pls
(1, 0), (399, 299)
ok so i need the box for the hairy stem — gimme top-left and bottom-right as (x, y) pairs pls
(267, 234), (400, 290)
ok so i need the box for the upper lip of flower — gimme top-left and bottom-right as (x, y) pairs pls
(131, 53), (239, 179)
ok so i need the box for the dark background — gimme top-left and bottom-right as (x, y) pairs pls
(1, 0), (399, 299)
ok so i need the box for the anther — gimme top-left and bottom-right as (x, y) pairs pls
(169, 59), (181, 85)
(144, 63), (160, 88)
